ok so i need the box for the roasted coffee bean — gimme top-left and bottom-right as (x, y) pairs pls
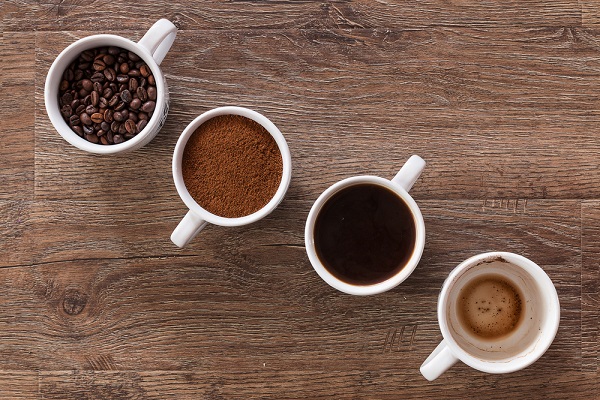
(118, 123), (127, 134)
(106, 131), (114, 143)
(97, 129), (106, 137)
(91, 72), (105, 83)
(128, 112), (138, 123)
(116, 74), (129, 84)
(103, 68), (116, 82)
(90, 91), (99, 107)
(91, 113), (104, 123)
(147, 75), (155, 85)
(111, 121), (120, 132)
(63, 68), (74, 81)
(139, 77), (147, 88)
(93, 81), (103, 92)
(79, 88), (90, 98)
(128, 78), (138, 92)
(99, 97), (108, 108)
(141, 101), (156, 113)
(102, 88), (113, 99)
(85, 133), (99, 143)
(136, 87), (148, 102)
(130, 98), (142, 110)
(70, 99), (81, 108)
(100, 136), (109, 145)
(103, 109), (114, 123)
(60, 105), (72, 118)
(138, 112), (148, 121)
(83, 125), (94, 135)
(139, 65), (151, 77)
(121, 109), (129, 119)
(125, 119), (137, 134)
(81, 79), (94, 92)
(74, 69), (84, 81)
(60, 80), (70, 91)
(100, 121), (110, 131)
(81, 50), (95, 61)
(93, 59), (106, 71)
(102, 54), (115, 65)
(75, 104), (86, 115)
(124, 133), (136, 140)
(108, 46), (120, 55)
(72, 125), (84, 137)
(113, 134), (124, 144)
(69, 114), (80, 126)
(119, 63), (130, 74)
(136, 119), (148, 132)
(114, 101), (126, 111)
(120, 89), (132, 103)
(108, 95), (119, 107)
(80, 113), (92, 126)
(128, 51), (140, 61)
(128, 69), (140, 77)
(85, 105), (98, 115)
(61, 92), (73, 105)
(147, 86), (157, 101)
(113, 111), (124, 122)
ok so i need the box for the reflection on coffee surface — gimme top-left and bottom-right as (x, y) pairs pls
(457, 274), (524, 340)
(314, 183), (416, 285)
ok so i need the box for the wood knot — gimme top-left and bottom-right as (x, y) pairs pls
(62, 289), (88, 316)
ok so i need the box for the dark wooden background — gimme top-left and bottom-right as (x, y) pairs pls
(1, 0), (599, 398)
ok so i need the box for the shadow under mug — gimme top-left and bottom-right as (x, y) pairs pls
(420, 252), (560, 381)
(44, 19), (177, 154)
(304, 155), (426, 295)
(171, 106), (292, 248)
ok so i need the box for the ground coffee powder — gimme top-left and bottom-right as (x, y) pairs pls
(182, 114), (283, 218)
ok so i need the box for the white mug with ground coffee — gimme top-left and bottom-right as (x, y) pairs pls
(45, 19), (177, 154)
(305, 155), (426, 295)
(420, 252), (560, 380)
(171, 106), (292, 248)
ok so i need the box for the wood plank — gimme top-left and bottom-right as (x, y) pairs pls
(0, 372), (39, 399)
(4, 0), (582, 32)
(38, 369), (597, 399)
(35, 29), (600, 202)
(582, 201), (600, 374)
(1, 33), (35, 200)
(0, 201), (581, 374)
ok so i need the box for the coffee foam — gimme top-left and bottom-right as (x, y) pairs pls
(457, 275), (523, 340)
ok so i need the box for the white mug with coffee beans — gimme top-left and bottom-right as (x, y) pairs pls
(305, 155), (426, 296)
(45, 19), (177, 154)
(420, 252), (560, 380)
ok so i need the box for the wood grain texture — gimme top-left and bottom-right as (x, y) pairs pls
(3, 0), (600, 397)
(0, 372), (38, 399)
(35, 29), (600, 202)
(4, 1), (583, 32)
(582, 201), (600, 373)
(1, 33), (35, 200)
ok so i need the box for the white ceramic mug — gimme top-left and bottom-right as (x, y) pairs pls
(171, 106), (292, 248)
(420, 252), (560, 381)
(45, 19), (177, 154)
(304, 155), (426, 295)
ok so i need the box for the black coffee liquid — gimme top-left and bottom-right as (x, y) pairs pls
(314, 183), (416, 285)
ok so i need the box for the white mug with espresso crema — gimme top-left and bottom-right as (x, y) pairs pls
(420, 252), (560, 380)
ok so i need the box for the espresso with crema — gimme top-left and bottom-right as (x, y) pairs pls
(457, 274), (524, 340)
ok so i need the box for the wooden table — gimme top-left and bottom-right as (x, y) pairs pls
(1, 1), (599, 398)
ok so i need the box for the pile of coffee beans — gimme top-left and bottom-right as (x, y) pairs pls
(58, 46), (158, 145)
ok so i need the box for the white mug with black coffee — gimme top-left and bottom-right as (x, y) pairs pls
(420, 252), (560, 380)
(305, 155), (426, 295)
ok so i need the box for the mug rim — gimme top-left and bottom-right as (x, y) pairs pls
(437, 251), (561, 373)
(172, 106), (292, 227)
(304, 175), (426, 296)
(44, 34), (167, 154)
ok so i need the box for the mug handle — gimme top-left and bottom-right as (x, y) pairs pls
(171, 210), (208, 248)
(138, 19), (178, 65)
(392, 155), (426, 191)
(420, 339), (459, 381)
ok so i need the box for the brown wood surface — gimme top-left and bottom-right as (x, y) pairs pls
(1, 0), (599, 398)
